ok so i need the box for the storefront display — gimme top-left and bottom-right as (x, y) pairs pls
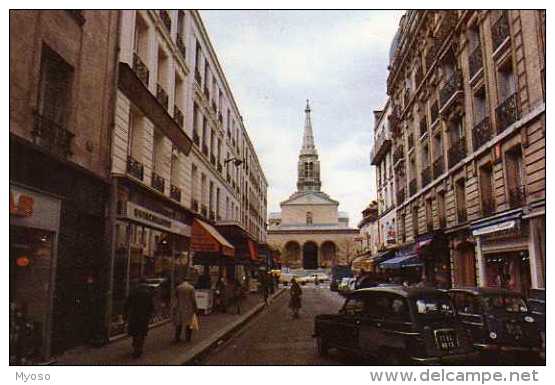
(485, 252), (531, 295)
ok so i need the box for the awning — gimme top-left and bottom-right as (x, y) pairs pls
(369, 249), (395, 264)
(351, 255), (374, 272)
(379, 254), (422, 269)
(191, 219), (235, 257)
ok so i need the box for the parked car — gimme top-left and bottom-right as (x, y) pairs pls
(527, 288), (545, 360)
(448, 287), (543, 363)
(337, 278), (356, 295)
(313, 287), (477, 364)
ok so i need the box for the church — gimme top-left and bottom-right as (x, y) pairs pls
(268, 101), (358, 270)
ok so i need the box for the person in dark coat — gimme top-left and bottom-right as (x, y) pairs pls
(289, 278), (302, 318)
(260, 272), (269, 306)
(124, 280), (154, 358)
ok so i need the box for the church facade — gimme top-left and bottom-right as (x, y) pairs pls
(268, 101), (358, 270)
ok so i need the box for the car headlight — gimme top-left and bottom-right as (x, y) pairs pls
(524, 315), (535, 323)
(489, 331), (497, 340)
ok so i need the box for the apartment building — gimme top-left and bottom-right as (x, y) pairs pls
(109, 10), (268, 337)
(384, 10), (545, 293)
(10, 10), (119, 360)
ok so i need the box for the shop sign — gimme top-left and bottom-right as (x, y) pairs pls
(472, 220), (516, 237)
(9, 185), (61, 232)
(125, 201), (191, 237)
(10, 190), (34, 217)
(385, 223), (396, 244)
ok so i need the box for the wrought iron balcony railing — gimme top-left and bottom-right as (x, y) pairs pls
(409, 179), (417, 197)
(160, 10), (171, 32)
(448, 136), (466, 168)
(151, 172), (165, 193)
(439, 70), (463, 108)
(126, 155), (144, 181)
(508, 185), (526, 209)
(31, 112), (74, 158)
(496, 93), (519, 134)
(468, 45), (484, 79)
(176, 33), (186, 59)
(433, 157), (444, 178)
(491, 10), (511, 52)
(156, 84), (169, 110)
(170, 184), (182, 202)
(174, 105), (184, 128)
(421, 166), (432, 187)
(472, 116), (492, 151)
(132, 52), (149, 87)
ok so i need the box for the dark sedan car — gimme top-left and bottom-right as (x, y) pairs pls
(448, 287), (543, 364)
(313, 287), (477, 365)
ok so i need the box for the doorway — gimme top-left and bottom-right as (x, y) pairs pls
(302, 242), (318, 270)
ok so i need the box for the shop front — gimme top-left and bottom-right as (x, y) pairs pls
(450, 231), (477, 288)
(471, 211), (532, 296)
(379, 243), (422, 284)
(416, 232), (451, 288)
(10, 184), (61, 364)
(109, 185), (192, 337)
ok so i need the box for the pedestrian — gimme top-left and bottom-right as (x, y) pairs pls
(261, 273), (269, 306)
(289, 277), (302, 318)
(214, 276), (227, 313)
(173, 279), (198, 343)
(232, 279), (242, 315)
(124, 279), (154, 358)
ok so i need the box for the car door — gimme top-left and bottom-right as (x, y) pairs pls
(333, 294), (365, 351)
(451, 292), (484, 340)
(358, 292), (386, 356)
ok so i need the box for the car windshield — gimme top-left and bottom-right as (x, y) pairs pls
(414, 296), (455, 319)
(482, 294), (528, 313)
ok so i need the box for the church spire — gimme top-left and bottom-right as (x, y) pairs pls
(297, 99), (321, 192)
(301, 99), (317, 155)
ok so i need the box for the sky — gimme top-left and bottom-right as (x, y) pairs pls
(200, 10), (404, 225)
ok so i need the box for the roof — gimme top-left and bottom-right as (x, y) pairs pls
(280, 190), (339, 206)
(353, 286), (447, 299)
(448, 287), (523, 296)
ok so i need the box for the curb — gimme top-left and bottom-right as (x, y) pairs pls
(173, 287), (286, 365)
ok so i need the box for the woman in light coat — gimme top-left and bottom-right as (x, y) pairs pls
(173, 280), (198, 342)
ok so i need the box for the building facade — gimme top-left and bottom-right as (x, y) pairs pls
(268, 102), (358, 269)
(382, 10), (545, 293)
(10, 10), (119, 361)
(109, 10), (268, 337)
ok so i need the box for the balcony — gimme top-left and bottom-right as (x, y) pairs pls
(468, 45), (483, 79)
(174, 105), (184, 128)
(160, 10), (171, 33)
(409, 179), (417, 197)
(132, 52), (149, 87)
(439, 70), (463, 110)
(31, 112), (74, 158)
(393, 145), (404, 164)
(156, 84), (169, 110)
(192, 130), (200, 146)
(151, 172), (165, 193)
(170, 184), (182, 202)
(472, 116), (492, 151)
(191, 198), (199, 212)
(482, 197), (495, 216)
(202, 143), (208, 156)
(495, 93), (519, 134)
(126, 155), (144, 181)
(370, 131), (392, 165)
(492, 11), (511, 52)
(432, 157), (444, 178)
(194, 68), (201, 85)
(407, 132), (414, 150)
(396, 188), (406, 204)
(508, 185), (526, 209)
(176, 33), (186, 59)
(421, 166), (432, 187)
(457, 207), (467, 223)
(447, 136), (466, 168)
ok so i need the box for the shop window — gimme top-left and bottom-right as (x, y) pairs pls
(485, 252), (531, 295)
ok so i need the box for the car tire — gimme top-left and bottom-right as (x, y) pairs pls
(316, 336), (329, 357)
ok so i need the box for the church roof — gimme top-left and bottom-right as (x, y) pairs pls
(280, 190), (339, 206)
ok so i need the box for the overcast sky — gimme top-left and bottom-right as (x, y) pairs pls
(200, 10), (404, 225)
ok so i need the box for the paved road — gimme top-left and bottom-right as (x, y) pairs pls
(201, 284), (361, 365)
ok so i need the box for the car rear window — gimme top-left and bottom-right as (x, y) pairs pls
(414, 295), (455, 319)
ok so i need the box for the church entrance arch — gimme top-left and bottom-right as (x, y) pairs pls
(303, 241), (318, 270)
(320, 241), (336, 267)
(284, 241), (301, 268)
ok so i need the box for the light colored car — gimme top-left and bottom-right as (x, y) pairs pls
(337, 277), (356, 294)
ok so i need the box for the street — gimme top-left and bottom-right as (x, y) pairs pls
(201, 285), (361, 365)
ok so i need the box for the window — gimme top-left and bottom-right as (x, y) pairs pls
(306, 212), (313, 225)
(400, 213), (406, 242)
(505, 146), (525, 208)
(128, 107), (144, 159)
(437, 191), (446, 228)
(425, 198), (433, 232)
(38, 45), (73, 126)
(412, 205), (419, 237)
(455, 179), (466, 222)
(191, 164), (198, 204)
(479, 163), (495, 215)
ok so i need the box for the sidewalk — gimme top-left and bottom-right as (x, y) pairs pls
(53, 288), (285, 365)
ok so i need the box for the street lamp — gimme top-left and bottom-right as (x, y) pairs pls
(223, 157), (243, 167)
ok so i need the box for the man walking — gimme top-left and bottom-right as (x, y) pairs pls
(125, 279), (154, 358)
(173, 279), (198, 343)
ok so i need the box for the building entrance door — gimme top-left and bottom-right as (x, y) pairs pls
(303, 242), (318, 270)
